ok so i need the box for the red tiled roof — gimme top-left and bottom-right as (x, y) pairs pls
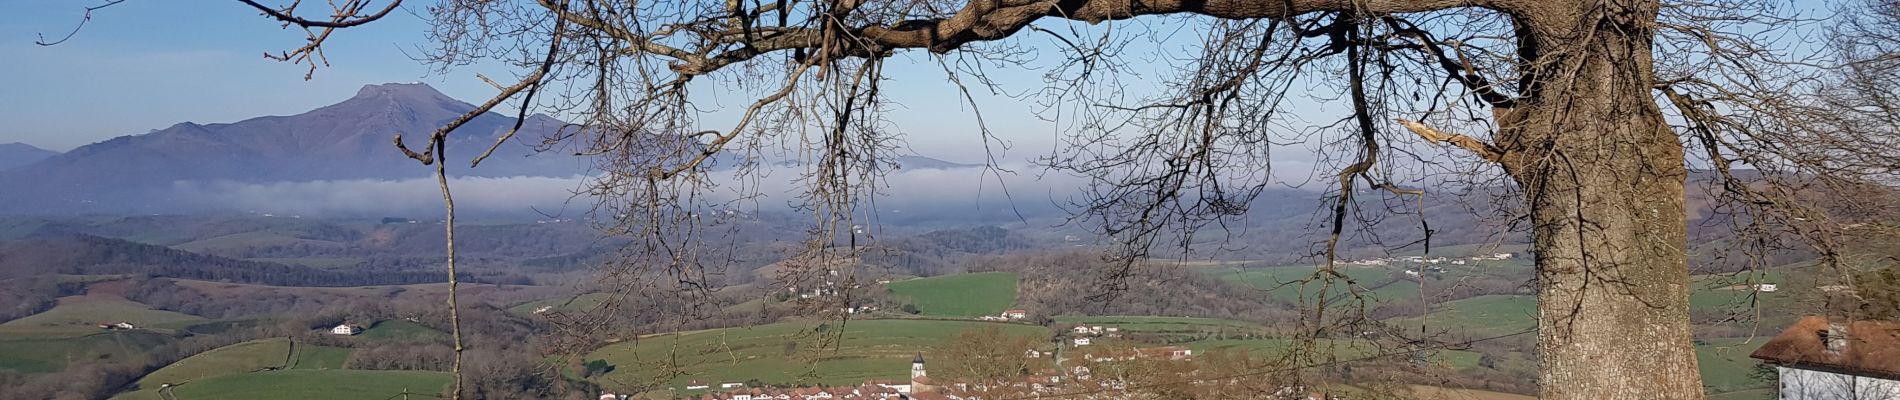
(1750, 315), (1900, 379)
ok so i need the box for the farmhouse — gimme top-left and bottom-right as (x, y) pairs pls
(1072, 337), (1092, 346)
(329, 323), (363, 335)
(1081, 346), (1194, 362)
(686, 380), (710, 390)
(1002, 309), (1028, 320)
(1751, 316), (1900, 399)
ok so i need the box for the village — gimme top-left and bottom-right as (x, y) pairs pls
(609, 308), (1233, 400)
(592, 310), (1900, 400)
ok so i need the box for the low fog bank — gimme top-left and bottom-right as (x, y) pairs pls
(169, 164), (1093, 223)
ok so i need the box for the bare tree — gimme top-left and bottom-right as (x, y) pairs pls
(43, 0), (1900, 399)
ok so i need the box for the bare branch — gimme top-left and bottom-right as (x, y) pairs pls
(1396, 119), (1504, 162)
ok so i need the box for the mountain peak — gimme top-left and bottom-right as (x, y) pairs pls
(320, 82), (474, 121)
(352, 82), (453, 102)
(0, 142), (52, 152)
(0, 142), (60, 171)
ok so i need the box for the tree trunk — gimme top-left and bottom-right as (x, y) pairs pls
(1499, 1), (1705, 398)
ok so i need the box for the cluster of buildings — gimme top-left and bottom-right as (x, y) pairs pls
(620, 336), (1217, 400)
(329, 323), (364, 335)
(1079, 346), (1194, 362)
(601, 354), (937, 400)
(95, 321), (137, 330)
(1343, 252), (1515, 267)
(1066, 325), (1122, 346)
(975, 309), (1028, 322)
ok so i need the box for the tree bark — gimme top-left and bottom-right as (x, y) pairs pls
(1499, 1), (1704, 398)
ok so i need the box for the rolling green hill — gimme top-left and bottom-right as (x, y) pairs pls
(0, 330), (175, 373)
(885, 272), (1019, 317)
(1204, 265), (1394, 303)
(0, 295), (204, 335)
(1387, 295), (1537, 338)
(129, 369), (451, 400)
(127, 338), (351, 389)
(589, 319), (1046, 390)
(359, 319), (446, 341)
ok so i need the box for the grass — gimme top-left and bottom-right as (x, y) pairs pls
(1386, 295), (1537, 338)
(123, 369), (451, 400)
(588, 319), (1047, 391)
(358, 319), (446, 341)
(171, 317), (276, 335)
(1687, 270), (1792, 313)
(1204, 265), (1396, 303)
(885, 272), (1019, 317)
(0, 330), (175, 373)
(291, 344), (352, 369)
(0, 295), (204, 335)
(132, 338), (349, 389)
(1696, 337), (1773, 394)
(121, 338), (355, 399)
(1707, 388), (1776, 400)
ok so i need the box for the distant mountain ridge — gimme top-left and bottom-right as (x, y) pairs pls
(895, 155), (979, 170)
(0, 142), (58, 171)
(0, 83), (599, 214)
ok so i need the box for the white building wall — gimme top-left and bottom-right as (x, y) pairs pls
(1779, 366), (1900, 400)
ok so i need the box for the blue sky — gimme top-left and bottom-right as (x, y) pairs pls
(0, 1), (1832, 165)
(0, 2), (1073, 162)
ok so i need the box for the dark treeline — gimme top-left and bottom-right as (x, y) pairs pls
(861, 225), (1041, 277)
(0, 234), (464, 286)
(0, 276), (86, 323)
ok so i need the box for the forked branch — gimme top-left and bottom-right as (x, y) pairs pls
(1396, 119), (1505, 163)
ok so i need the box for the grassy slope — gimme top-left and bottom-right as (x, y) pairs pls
(154, 370), (450, 400)
(1374, 284), (1778, 395)
(1387, 295), (1537, 338)
(1204, 265), (1395, 303)
(885, 272), (1019, 317)
(359, 319), (446, 341)
(116, 338), (353, 399)
(1697, 337), (1774, 395)
(0, 295), (204, 334)
(589, 319), (1046, 390)
(0, 330), (175, 373)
